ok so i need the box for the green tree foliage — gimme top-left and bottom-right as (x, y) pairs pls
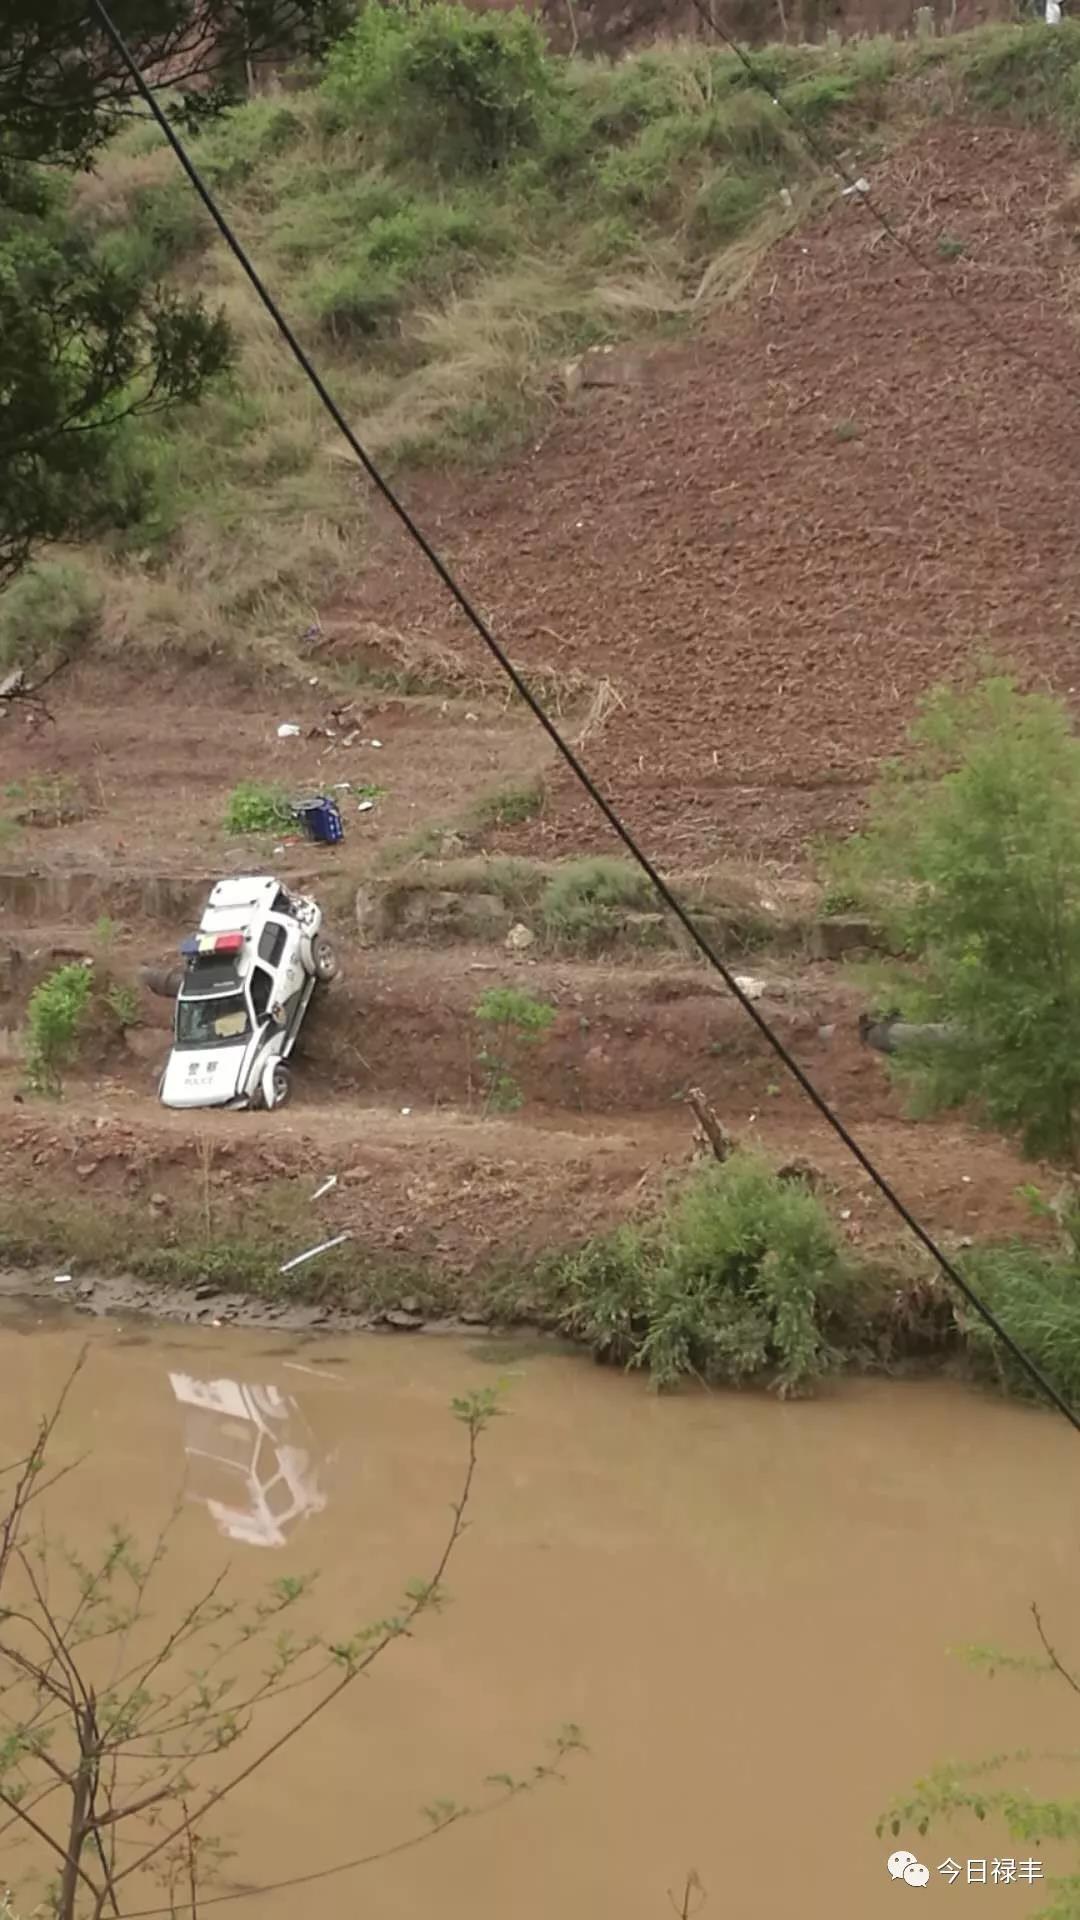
(0, 0), (346, 599)
(0, 2), (348, 166)
(837, 675), (1080, 1162)
(0, 168), (231, 592)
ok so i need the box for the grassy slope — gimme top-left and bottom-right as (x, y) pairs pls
(11, 14), (1080, 677)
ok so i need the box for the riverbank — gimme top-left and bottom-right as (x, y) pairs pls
(0, 1081), (1065, 1400)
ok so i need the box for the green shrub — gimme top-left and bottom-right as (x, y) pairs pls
(325, 3), (554, 172)
(223, 781), (295, 835)
(540, 857), (653, 948)
(953, 19), (1080, 128)
(95, 179), (208, 278)
(473, 984), (555, 1112)
(196, 99), (306, 186)
(557, 1153), (851, 1395)
(834, 675), (1080, 1162)
(105, 981), (140, 1030)
(691, 166), (774, 244)
(0, 562), (102, 670)
(302, 195), (505, 339)
(26, 963), (93, 1097)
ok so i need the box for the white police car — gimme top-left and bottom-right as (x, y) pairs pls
(159, 876), (337, 1111)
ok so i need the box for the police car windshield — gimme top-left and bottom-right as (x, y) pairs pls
(175, 993), (251, 1048)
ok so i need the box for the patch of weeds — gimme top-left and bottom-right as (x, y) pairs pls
(25, 962), (94, 1096)
(833, 418), (861, 443)
(469, 777), (545, 831)
(473, 984), (555, 1113)
(936, 231), (966, 258)
(821, 885), (861, 915)
(223, 781), (295, 835)
(540, 857), (653, 949)
(959, 1192), (1080, 1406)
(4, 773), (86, 828)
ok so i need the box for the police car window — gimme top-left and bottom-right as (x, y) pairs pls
(250, 964), (274, 1020)
(258, 921), (286, 967)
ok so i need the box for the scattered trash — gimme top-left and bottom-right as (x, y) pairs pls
(277, 723), (301, 738)
(505, 922), (535, 951)
(733, 974), (768, 1002)
(779, 186), (793, 210)
(369, 739), (383, 749)
(842, 177), (870, 198)
(273, 845), (286, 856)
(1047, 0), (1062, 24)
(401, 1106), (412, 1116)
(279, 1231), (352, 1275)
(53, 1273), (72, 1285)
(465, 712), (478, 723)
(840, 1209), (852, 1221)
(311, 1174), (338, 1202)
(308, 676), (319, 686)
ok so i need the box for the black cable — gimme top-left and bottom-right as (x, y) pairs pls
(686, 0), (1080, 406)
(87, 0), (1080, 1433)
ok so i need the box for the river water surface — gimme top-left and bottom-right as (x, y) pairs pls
(1, 1304), (1078, 1918)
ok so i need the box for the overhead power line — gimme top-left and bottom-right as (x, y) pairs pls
(87, 0), (1080, 1434)
(687, 0), (1080, 405)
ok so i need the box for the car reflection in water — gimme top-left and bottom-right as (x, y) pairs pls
(168, 1373), (328, 1548)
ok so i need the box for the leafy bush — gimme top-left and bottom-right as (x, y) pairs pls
(223, 781), (295, 835)
(473, 984), (555, 1112)
(0, 562), (102, 669)
(835, 675), (1080, 1162)
(26, 963), (93, 1096)
(540, 857), (653, 948)
(325, 3), (554, 172)
(557, 1153), (851, 1395)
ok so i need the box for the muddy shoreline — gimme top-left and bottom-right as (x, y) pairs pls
(0, 1265), (520, 1338)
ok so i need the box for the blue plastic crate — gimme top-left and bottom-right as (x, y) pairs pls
(293, 796), (344, 845)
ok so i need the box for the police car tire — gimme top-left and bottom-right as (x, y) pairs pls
(311, 935), (338, 983)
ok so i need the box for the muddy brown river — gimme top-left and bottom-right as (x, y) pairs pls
(1, 1306), (1078, 1917)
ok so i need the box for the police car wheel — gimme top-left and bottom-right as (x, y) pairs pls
(311, 934), (338, 983)
(266, 1062), (291, 1110)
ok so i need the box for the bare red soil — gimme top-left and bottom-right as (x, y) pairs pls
(346, 122), (1080, 863)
